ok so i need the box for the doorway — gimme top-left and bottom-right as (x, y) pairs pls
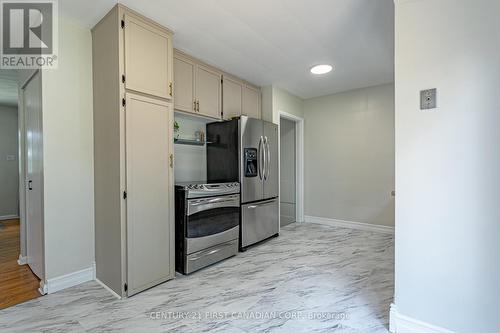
(0, 69), (43, 309)
(279, 111), (304, 227)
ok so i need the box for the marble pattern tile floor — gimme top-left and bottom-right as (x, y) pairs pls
(0, 223), (394, 333)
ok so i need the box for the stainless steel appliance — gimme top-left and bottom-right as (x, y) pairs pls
(175, 182), (240, 274)
(207, 116), (279, 250)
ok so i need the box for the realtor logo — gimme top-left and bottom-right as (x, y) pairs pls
(1, 0), (58, 68)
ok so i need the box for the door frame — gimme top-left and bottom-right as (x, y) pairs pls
(18, 69), (46, 287)
(278, 111), (304, 223)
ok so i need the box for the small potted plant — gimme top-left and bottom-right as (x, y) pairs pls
(174, 121), (180, 140)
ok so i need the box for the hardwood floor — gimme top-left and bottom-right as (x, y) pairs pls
(0, 219), (40, 310)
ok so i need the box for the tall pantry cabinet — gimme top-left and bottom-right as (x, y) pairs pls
(92, 4), (175, 297)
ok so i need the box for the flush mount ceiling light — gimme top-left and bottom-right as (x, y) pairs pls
(310, 64), (333, 75)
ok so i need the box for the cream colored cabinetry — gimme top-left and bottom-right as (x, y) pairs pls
(242, 84), (261, 119)
(222, 76), (261, 120)
(173, 56), (195, 113)
(222, 76), (242, 120)
(92, 4), (175, 298)
(196, 65), (222, 119)
(174, 51), (222, 119)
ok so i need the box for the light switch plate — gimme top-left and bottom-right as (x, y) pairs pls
(420, 88), (437, 110)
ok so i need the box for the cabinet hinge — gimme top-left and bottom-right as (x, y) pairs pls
(122, 74), (125, 83)
(122, 98), (126, 107)
(124, 283), (128, 292)
(121, 20), (125, 29)
(123, 191), (127, 199)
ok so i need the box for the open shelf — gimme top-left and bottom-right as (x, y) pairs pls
(174, 138), (211, 146)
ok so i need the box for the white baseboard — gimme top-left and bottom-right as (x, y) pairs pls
(42, 262), (96, 294)
(390, 304), (456, 333)
(17, 254), (28, 265)
(96, 278), (122, 299)
(0, 214), (19, 221)
(304, 215), (394, 234)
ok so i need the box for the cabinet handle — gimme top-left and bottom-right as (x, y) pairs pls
(169, 82), (173, 96)
(193, 100), (197, 111)
(170, 154), (174, 168)
(197, 100), (200, 112)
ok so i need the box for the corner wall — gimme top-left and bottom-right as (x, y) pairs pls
(394, 0), (500, 331)
(304, 84), (395, 227)
(41, 18), (95, 280)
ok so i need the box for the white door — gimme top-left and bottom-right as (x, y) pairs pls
(24, 71), (44, 279)
(125, 93), (173, 296)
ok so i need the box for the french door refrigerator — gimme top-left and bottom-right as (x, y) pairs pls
(207, 116), (279, 249)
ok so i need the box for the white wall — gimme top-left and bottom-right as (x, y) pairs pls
(0, 105), (19, 218)
(262, 85), (304, 124)
(304, 84), (395, 227)
(280, 118), (295, 226)
(394, 0), (500, 332)
(40, 18), (94, 279)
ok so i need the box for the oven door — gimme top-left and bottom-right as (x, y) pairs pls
(186, 194), (240, 254)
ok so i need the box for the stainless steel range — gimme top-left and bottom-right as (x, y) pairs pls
(175, 182), (240, 274)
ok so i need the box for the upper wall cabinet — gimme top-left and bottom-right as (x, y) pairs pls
(242, 85), (261, 119)
(196, 65), (221, 119)
(222, 75), (261, 120)
(174, 49), (261, 120)
(174, 52), (222, 119)
(124, 12), (173, 100)
(173, 56), (195, 113)
(222, 76), (242, 120)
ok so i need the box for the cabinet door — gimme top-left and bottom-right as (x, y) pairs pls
(124, 13), (172, 100)
(196, 65), (222, 119)
(125, 93), (173, 296)
(242, 85), (261, 119)
(174, 56), (195, 113)
(223, 77), (242, 120)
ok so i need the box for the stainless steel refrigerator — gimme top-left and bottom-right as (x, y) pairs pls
(207, 116), (279, 249)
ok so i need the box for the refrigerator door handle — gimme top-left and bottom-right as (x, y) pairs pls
(258, 136), (264, 180)
(263, 136), (268, 181)
(265, 136), (270, 180)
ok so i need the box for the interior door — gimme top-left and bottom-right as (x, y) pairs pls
(196, 64), (221, 119)
(222, 77), (242, 120)
(125, 93), (173, 296)
(263, 121), (279, 199)
(173, 55), (195, 113)
(240, 117), (264, 203)
(242, 85), (261, 119)
(24, 71), (44, 279)
(124, 13), (171, 100)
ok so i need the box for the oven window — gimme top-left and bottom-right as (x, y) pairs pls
(187, 207), (239, 238)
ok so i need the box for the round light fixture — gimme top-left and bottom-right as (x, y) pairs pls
(310, 64), (333, 75)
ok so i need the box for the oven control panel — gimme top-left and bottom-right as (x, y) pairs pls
(177, 182), (240, 199)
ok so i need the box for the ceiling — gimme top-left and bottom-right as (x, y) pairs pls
(0, 69), (19, 107)
(63, 0), (394, 99)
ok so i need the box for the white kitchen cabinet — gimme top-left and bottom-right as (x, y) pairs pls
(173, 51), (222, 120)
(92, 4), (175, 298)
(242, 84), (261, 119)
(222, 76), (242, 120)
(196, 65), (222, 119)
(173, 55), (196, 113)
(124, 12), (173, 100)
